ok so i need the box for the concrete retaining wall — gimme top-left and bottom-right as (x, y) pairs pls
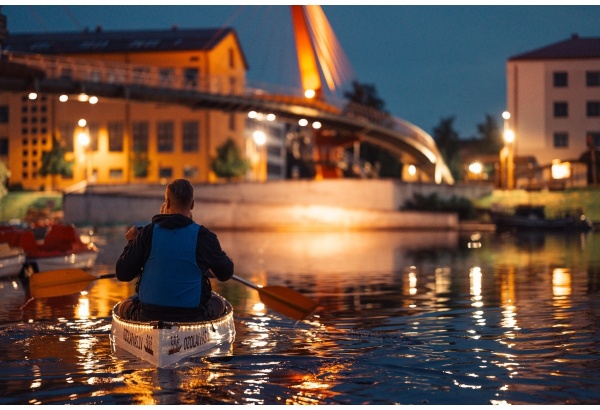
(63, 179), (493, 230)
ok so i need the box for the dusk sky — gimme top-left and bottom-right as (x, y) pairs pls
(3, 3), (600, 139)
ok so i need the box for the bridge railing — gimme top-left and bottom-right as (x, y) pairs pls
(343, 102), (441, 159)
(5, 51), (244, 96)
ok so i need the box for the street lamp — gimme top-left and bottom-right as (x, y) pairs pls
(77, 119), (91, 183)
(252, 130), (267, 182)
(468, 161), (483, 181)
(501, 111), (515, 190)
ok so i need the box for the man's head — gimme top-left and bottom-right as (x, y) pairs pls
(163, 179), (194, 216)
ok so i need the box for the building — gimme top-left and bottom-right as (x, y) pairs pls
(0, 26), (248, 190)
(506, 34), (600, 187)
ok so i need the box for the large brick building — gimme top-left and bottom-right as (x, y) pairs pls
(0, 26), (248, 190)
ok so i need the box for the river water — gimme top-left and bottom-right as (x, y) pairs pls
(1, 227), (599, 405)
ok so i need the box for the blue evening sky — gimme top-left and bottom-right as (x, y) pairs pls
(3, 3), (600, 139)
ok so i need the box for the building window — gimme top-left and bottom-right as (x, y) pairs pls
(133, 121), (149, 152)
(229, 48), (235, 69)
(182, 121), (199, 152)
(587, 71), (600, 87)
(184, 68), (198, 88)
(159, 167), (173, 179)
(159, 68), (174, 86)
(0, 106), (8, 123)
(60, 67), (73, 80)
(108, 121), (124, 152)
(0, 137), (8, 155)
(132, 67), (150, 85)
(587, 101), (600, 117)
(553, 71), (568, 87)
(553, 132), (569, 148)
(183, 165), (198, 179)
(588, 132), (600, 147)
(157, 121), (174, 152)
(553, 102), (568, 117)
(59, 123), (74, 152)
(109, 169), (123, 179)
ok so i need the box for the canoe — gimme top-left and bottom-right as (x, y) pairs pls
(0, 224), (98, 274)
(0, 242), (26, 278)
(110, 293), (235, 367)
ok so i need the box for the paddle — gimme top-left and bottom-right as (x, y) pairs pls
(231, 275), (318, 321)
(28, 269), (116, 299)
(28, 269), (318, 320)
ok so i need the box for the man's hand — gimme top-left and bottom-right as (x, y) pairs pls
(125, 225), (141, 241)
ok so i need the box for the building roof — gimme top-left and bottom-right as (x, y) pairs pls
(5, 26), (249, 68)
(509, 34), (600, 61)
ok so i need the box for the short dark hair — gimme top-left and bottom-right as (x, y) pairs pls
(167, 179), (194, 208)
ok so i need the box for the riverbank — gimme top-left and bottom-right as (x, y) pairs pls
(3, 182), (600, 231)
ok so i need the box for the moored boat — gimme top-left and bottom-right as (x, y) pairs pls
(0, 242), (26, 278)
(0, 223), (98, 273)
(490, 204), (594, 232)
(110, 293), (235, 367)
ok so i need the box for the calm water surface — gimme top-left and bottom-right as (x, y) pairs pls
(1, 227), (599, 405)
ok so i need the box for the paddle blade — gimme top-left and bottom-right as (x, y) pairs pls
(257, 285), (318, 321)
(29, 269), (97, 299)
(30, 280), (94, 299)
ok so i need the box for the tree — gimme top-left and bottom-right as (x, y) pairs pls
(39, 135), (74, 190)
(343, 80), (387, 113)
(132, 142), (150, 178)
(211, 138), (249, 180)
(432, 116), (462, 181)
(472, 114), (502, 154)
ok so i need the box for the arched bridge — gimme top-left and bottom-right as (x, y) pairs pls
(0, 51), (454, 184)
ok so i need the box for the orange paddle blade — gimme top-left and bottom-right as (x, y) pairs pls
(257, 285), (318, 321)
(28, 269), (115, 299)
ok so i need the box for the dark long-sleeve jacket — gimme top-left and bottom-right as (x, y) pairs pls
(115, 213), (234, 305)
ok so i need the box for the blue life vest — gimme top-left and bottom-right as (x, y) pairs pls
(138, 223), (202, 308)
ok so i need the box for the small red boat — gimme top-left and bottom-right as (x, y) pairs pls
(0, 224), (98, 273)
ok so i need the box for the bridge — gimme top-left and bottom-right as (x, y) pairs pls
(0, 7), (454, 185)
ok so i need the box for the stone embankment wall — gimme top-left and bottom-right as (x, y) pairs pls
(63, 179), (493, 230)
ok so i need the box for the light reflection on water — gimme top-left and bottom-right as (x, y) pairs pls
(0, 228), (599, 404)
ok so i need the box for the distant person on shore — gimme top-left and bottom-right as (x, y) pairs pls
(115, 178), (234, 322)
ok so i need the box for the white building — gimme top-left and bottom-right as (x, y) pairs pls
(507, 34), (600, 185)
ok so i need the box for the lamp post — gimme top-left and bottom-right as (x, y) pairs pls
(77, 119), (91, 183)
(501, 111), (515, 190)
(253, 130), (267, 182)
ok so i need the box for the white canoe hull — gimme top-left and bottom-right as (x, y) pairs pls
(0, 243), (26, 278)
(0, 252), (26, 278)
(27, 250), (98, 272)
(110, 294), (235, 367)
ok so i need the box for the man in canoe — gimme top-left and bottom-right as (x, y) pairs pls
(115, 178), (234, 322)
